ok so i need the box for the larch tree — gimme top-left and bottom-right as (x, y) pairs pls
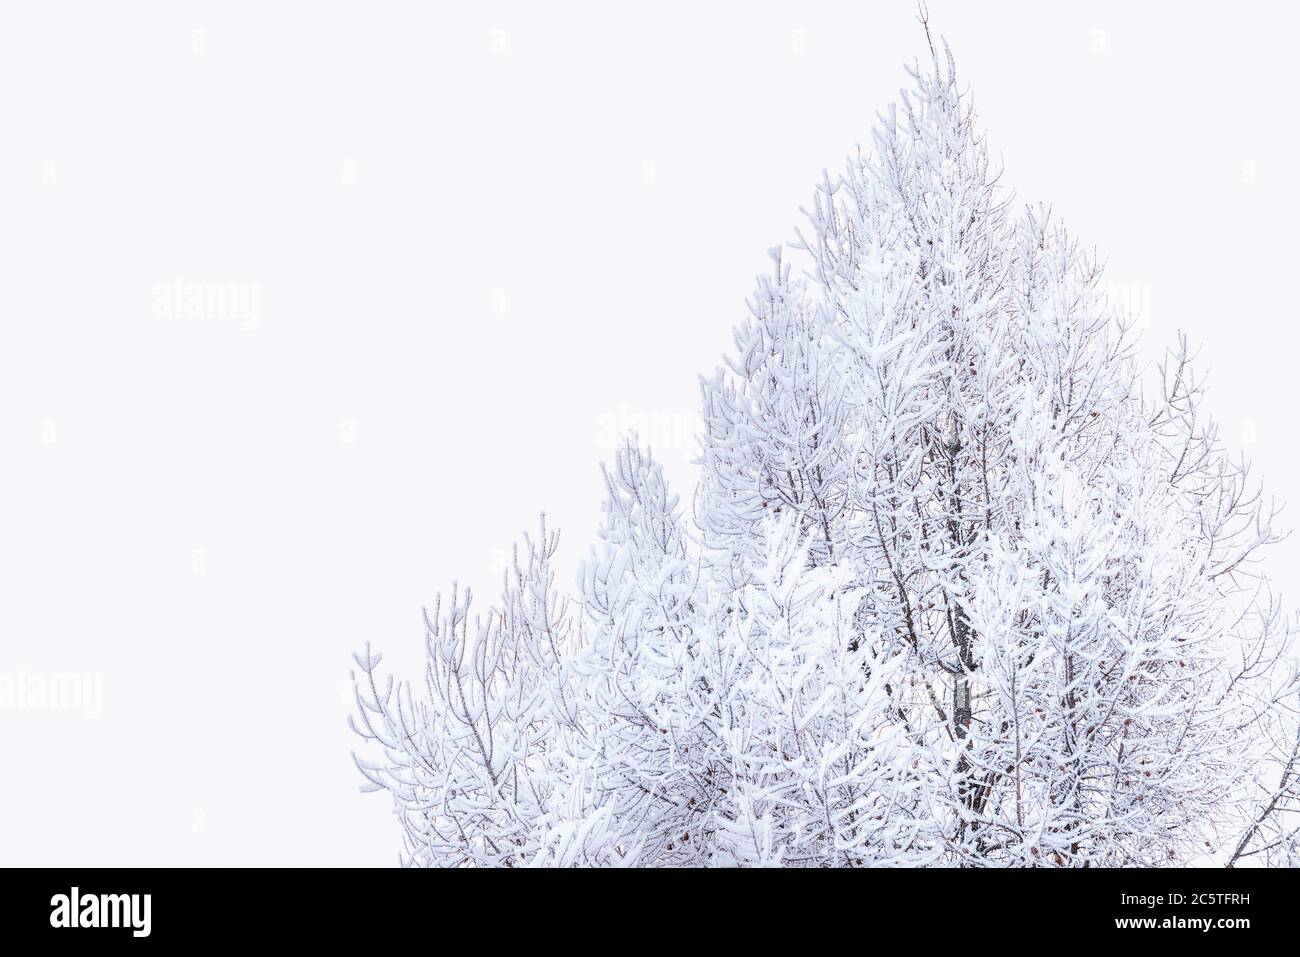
(351, 31), (1300, 867)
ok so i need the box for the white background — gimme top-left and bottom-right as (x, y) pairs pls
(1, 1), (1297, 866)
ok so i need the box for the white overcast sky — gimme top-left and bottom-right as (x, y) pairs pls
(2, 1), (1298, 865)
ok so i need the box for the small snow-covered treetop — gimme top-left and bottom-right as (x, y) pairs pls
(351, 32), (1300, 867)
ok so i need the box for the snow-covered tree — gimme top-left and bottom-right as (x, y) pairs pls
(572, 439), (712, 864)
(352, 29), (1299, 867)
(701, 516), (932, 866)
(698, 248), (850, 585)
(349, 517), (581, 866)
